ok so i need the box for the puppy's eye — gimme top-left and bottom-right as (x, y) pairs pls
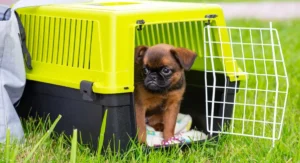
(161, 67), (172, 75)
(143, 68), (150, 74)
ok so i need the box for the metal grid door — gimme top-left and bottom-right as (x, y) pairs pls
(204, 22), (289, 146)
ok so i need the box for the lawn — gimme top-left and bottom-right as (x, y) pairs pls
(1, 3), (300, 163)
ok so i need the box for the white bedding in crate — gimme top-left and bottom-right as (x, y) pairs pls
(146, 113), (207, 147)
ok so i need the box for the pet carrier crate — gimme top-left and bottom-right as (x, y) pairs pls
(15, 0), (288, 151)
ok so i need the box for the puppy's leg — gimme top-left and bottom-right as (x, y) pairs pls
(162, 102), (180, 140)
(135, 104), (147, 143)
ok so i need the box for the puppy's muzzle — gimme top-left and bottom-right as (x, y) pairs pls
(146, 73), (159, 88)
(149, 73), (157, 81)
(144, 73), (160, 91)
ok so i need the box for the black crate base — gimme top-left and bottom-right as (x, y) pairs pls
(16, 80), (137, 152)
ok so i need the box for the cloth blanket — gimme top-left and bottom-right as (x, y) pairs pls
(146, 113), (207, 147)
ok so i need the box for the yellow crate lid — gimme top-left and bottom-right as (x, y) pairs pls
(16, 0), (245, 94)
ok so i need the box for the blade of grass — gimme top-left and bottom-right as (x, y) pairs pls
(5, 128), (10, 163)
(97, 109), (108, 158)
(23, 114), (62, 163)
(70, 129), (78, 163)
(9, 144), (19, 163)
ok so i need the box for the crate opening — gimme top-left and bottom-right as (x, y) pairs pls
(134, 20), (240, 147)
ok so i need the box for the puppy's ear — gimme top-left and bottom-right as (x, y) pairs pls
(135, 45), (148, 64)
(170, 47), (197, 70)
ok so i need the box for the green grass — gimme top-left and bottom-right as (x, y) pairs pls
(1, 20), (300, 162)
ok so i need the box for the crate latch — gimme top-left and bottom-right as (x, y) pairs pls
(80, 80), (96, 101)
(136, 19), (145, 31)
(205, 14), (218, 26)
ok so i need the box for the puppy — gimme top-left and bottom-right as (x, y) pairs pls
(134, 43), (197, 144)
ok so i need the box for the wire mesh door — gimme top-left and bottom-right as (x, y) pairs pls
(204, 22), (289, 146)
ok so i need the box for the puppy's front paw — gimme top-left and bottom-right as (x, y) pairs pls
(163, 132), (174, 141)
(161, 136), (184, 146)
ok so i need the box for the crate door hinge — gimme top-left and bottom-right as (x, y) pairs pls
(80, 80), (96, 101)
(205, 14), (218, 26)
(136, 19), (145, 31)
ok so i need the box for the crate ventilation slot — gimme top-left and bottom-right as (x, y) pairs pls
(19, 14), (94, 69)
(135, 20), (206, 57)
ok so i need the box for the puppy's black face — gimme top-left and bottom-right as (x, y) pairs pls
(143, 65), (173, 93)
(135, 44), (197, 94)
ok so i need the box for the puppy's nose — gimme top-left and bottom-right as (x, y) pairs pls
(150, 74), (157, 80)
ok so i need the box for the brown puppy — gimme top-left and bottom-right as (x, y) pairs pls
(134, 43), (197, 144)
